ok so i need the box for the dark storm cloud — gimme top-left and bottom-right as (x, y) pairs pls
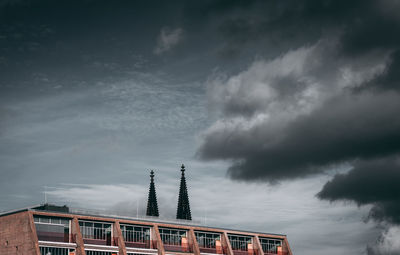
(1, 0), (400, 253)
(198, 0), (400, 180)
(200, 91), (400, 181)
(192, 0), (373, 57)
(371, 50), (400, 91)
(318, 156), (400, 224)
(197, 5), (400, 252)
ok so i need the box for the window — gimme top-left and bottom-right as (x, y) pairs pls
(121, 224), (151, 243)
(34, 216), (70, 243)
(79, 220), (113, 246)
(79, 221), (112, 240)
(228, 235), (252, 251)
(159, 228), (187, 246)
(158, 228), (191, 253)
(259, 238), (282, 254)
(195, 231), (221, 248)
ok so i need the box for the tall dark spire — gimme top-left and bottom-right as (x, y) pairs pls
(176, 164), (192, 220)
(146, 170), (159, 217)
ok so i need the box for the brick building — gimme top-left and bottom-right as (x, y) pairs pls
(0, 167), (293, 255)
(0, 204), (292, 255)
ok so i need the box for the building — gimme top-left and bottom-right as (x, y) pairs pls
(0, 204), (292, 255)
(0, 167), (293, 255)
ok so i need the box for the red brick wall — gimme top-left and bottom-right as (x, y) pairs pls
(0, 211), (40, 255)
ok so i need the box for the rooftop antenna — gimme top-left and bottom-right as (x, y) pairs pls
(204, 207), (207, 225)
(136, 199), (139, 218)
(44, 186), (48, 204)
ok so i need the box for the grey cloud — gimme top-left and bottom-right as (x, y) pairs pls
(154, 27), (184, 55)
(46, 174), (380, 255)
(200, 90), (400, 181)
(317, 156), (400, 224)
(198, 38), (397, 180)
(367, 226), (400, 255)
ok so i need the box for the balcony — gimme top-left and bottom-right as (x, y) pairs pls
(228, 235), (257, 255)
(260, 238), (285, 255)
(195, 231), (224, 254)
(121, 224), (152, 249)
(34, 216), (71, 243)
(79, 221), (113, 246)
(160, 228), (192, 253)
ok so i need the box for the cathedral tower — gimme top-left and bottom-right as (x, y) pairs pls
(146, 170), (159, 217)
(176, 164), (192, 220)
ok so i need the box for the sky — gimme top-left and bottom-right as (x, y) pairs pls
(1, 1), (400, 254)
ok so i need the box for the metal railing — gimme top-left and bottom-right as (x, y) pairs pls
(196, 236), (219, 248)
(160, 232), (184, 246)
(85, 251), (115, 255)
(80, 226), (110, 240)
(229, 239), (250, 251)
(260, 238), (283, 255)
(71, 207), (201, 226)
(121, 225), (152, 249)
(196, 235), (222, 254)
(80, 225), (112, 245)
(39, 246), (73, 255)
(261, 243), (280, 254)
(123, 229), (149, 242)
(160, 232), (192, 253)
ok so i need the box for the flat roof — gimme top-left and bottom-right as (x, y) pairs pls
(0, 204), (286, 237)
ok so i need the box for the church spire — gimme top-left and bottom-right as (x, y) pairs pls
(176, 164), (192, 220)
(146, 170), (159, 217)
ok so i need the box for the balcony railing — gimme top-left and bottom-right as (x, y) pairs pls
(39, 246), (73, 255)
(160, 233), (192, 253)
(197, 236), (224, 254)
(122, 227), (151, 249)
(80, 224), (112, 246)
(260, 239), (283, 255)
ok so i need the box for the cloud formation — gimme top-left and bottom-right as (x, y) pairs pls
(318, 156), (400, 225)
(367, 226), (400, 255)
(199, 39), (399, 181)
(196, 3), (400, 247)
(154, 27), (184, 55)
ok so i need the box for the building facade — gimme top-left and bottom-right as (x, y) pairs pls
(0, 205), (293, 255)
